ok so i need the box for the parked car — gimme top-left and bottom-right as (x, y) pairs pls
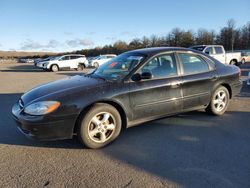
(35, 54), (88, 71)
(18, 58), (34, 63)
(241, 51), (250, 64)
(89, 54), (116, 67)
(34, 57), (52, 66)
(12, 47), (242, 149)
(190, 45), (242, 65)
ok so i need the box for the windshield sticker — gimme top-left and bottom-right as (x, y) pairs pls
(109, 62), (118, 68)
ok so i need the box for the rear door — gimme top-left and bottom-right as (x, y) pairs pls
(129, 53), (183, 120)
(177, 52), (216, 110)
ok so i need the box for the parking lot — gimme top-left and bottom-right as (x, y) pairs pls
(0, 62), (250, 188)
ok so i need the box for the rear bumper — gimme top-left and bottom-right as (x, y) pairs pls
(12, 103), (76, 141)
(231, 81), (242, 97)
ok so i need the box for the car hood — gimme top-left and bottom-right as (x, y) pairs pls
(21, 75), (106, 105)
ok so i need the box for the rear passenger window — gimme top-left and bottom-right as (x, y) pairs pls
(214, 47), (223, 54)
(178, 53), (209, 75)
(140, 53), (177, 79)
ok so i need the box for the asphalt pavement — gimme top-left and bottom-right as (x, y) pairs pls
(0, 62), (249, 188)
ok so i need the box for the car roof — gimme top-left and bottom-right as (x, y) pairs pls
(63, 54), (85, 56)
(191, 45), (222, 48)
(100, 54), (116, 56)
(127, 47), (196, 56)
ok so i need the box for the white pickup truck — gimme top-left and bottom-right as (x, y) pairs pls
(190, 45), (242, 65)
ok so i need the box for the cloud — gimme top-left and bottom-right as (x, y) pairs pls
(120, 31), (135, 36)
(106, 36), (117, 41)
(9, 48), (17, 51)
(64, 32), (73, 35)
(86, 32), (96, 35)
(20, 39), (44, 50)
(19, 38), (94, 51)
(66, 38), (94, 47)
(46, 39), (60, 48)
(20, 39), (61, 50)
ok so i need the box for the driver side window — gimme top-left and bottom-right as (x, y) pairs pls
(140, 53), (177, 79)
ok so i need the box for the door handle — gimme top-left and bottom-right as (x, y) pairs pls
(210, 75), (218, 81)
(170, 82), (182, 88)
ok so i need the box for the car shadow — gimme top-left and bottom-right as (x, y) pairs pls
(0, 64), (45, 72)
(102, 110), (250, 187)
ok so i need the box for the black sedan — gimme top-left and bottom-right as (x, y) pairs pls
(12, 47), (242, 149)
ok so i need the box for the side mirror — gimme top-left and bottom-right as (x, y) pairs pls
(131, 72), (152, 82)
(131, 73), (141, 82)
(205, 51), (210, 55)
(141, 72), (152, 79)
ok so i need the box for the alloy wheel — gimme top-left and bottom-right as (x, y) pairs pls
(87, 112), (116, 143)
(213, 90), (227, 112)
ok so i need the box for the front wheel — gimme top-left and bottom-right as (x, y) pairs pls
(77, 64), (85, 71)
(51, 64), (59, 72)
(205, 86), (229, 116)
(77, 103), (122, 149)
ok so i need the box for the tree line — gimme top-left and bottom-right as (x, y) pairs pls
(76, 19), (250, 57)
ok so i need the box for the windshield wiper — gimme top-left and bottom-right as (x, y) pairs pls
(89, 74), (106, 81)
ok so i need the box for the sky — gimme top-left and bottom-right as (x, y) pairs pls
(0, 0), (249, 52)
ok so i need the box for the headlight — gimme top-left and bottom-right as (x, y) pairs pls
(24, 101), (60, 115)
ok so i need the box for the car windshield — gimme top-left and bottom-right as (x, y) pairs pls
(51, 56), (61, 60)
(91, 53), (145, 81)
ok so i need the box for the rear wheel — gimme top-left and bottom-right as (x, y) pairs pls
(77, 103), (122, 149)
(205, 86), (229, 116)
(77, 64), (85, 71)
(229, 60), (237, 65)
(51, 64), (59, 72)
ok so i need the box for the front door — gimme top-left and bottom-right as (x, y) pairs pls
(129, 53), (183, 121)
(58, 56), (71, 69)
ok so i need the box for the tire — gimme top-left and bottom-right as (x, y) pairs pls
(94, 62), (99, 68)
(77, 103), (122, 149)
(205, 86), (230, 116)
(229, 60), (237, 65)
(77, 64), (85, 71)
(51, 64), (59, 72)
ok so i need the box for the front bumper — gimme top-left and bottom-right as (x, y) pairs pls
(12, 102), (76, 141)
(36, 63), (49, 69)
